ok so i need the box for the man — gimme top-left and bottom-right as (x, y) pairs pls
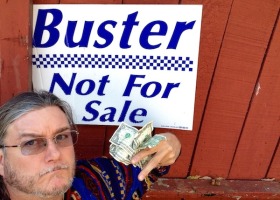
(0, 91), (181, 200)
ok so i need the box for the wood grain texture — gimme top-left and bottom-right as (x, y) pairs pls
(229, 9), (280, 179)
(190, 0), (279, 178)
(267, 138), (280, 179)
(143, 179), (280, 199)
(163, 0), (234, 177)
(0, 0), (32, 104)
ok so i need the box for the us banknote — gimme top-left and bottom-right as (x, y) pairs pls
(109, 121), (166, 168)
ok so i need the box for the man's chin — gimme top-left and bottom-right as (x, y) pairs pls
(35, 177), (72, 198)
(38, 172), (73, 195)
(50, 175), (72, 188)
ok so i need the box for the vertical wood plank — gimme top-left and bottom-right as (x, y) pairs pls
(190, 0), (279, 178)
(0, 0), (32, 104)
(267, 138), (280, 179)
(229, 11), (280, 179)
(158, 0), (233, 177)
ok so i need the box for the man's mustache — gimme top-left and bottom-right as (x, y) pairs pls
(39, 165), (69, 177)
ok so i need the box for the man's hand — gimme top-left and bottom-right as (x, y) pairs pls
(131, 132), (181, 181)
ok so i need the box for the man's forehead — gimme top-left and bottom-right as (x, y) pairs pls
(6, 106), (70, 138)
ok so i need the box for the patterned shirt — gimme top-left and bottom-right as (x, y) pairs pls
(64, 157), (169, 200)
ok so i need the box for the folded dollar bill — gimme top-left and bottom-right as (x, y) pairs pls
(109, 121), (166, 168)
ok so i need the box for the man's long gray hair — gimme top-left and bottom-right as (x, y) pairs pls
(0, 90), (75, 199)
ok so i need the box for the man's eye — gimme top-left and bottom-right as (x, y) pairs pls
(23, 139), (38, 146)
(56, 134), (69, 141)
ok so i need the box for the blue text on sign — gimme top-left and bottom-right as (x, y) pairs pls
(49, 73), (180, 99)
(33, 9), (196, 49)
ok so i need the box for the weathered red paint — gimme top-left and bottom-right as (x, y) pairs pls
(143, 179), (280, 199)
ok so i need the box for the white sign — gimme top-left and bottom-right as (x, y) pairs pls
(32, 5), (202, 130)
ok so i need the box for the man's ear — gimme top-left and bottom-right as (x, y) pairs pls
(0, 150), (4, 176)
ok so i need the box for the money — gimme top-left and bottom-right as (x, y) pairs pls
(109, 121), (166, 168)
(139, 134), (167, 149)
(110, 123), (138, 145)
(132, 122), (153, 149)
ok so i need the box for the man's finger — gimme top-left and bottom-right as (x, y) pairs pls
(137, 149), (166, 181)
(131, 143), (162, 164)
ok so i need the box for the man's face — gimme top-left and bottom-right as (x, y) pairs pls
(0, 106), (76, 198)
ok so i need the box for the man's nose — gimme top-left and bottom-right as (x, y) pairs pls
(44, 139), (61, 162)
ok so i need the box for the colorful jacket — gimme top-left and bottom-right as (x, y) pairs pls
(64, 157), (169, 200)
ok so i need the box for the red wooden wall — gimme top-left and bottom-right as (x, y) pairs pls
(1, 0), (280, 182)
